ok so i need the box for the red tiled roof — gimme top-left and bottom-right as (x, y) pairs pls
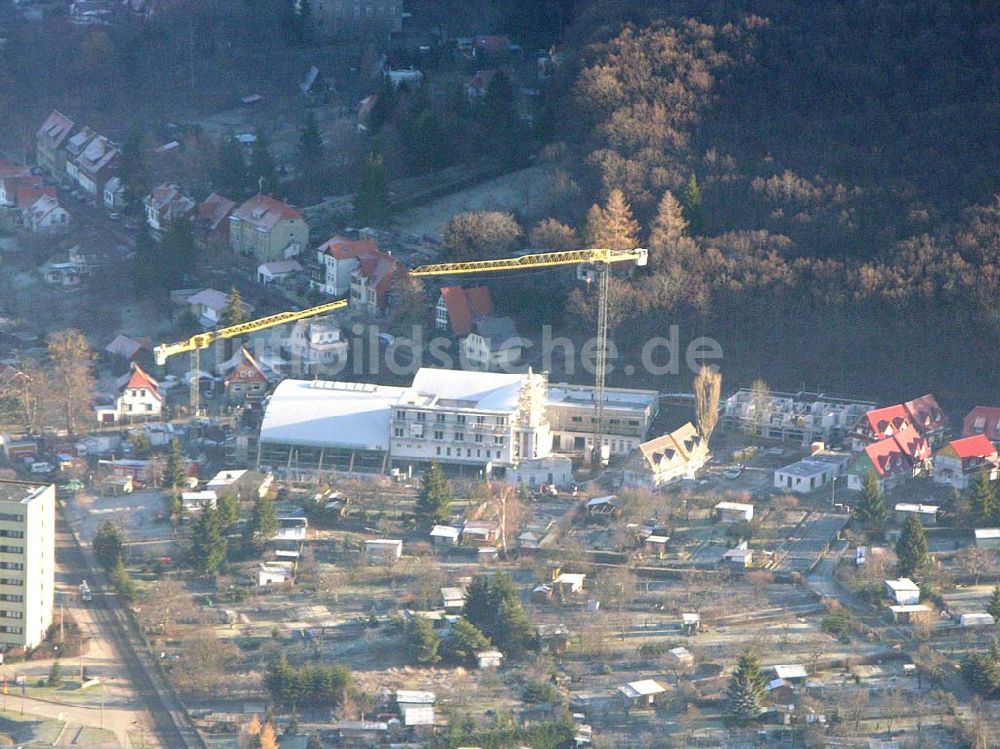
(198, 193), (237, 231)
(121, 362), (162, 401)
(37, 110), (75, 148)
(439, 286), (494, 336)
(233, 194), (301, 230)
(357, 253), (403, 304)
(903, 393), (946, 433)
(893, 430), (930, 462)
(963, 406), (1000, 441)
(859, 405), (914, 441)
(16, 186), (56, 210)
(944, 434), (998, 461)
(863, 437), (910, 477)
(318, 235), (378, 261)
(224, 347), (267, 387)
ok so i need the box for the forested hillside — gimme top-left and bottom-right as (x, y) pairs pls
(540, 0), (1000, 409)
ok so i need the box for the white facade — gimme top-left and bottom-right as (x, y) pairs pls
(547, 383), (658, 457)
(288, 318), (348, 374)
(0, 482), (54, 649)
(723, 389), (875, 445)
(715, 502), (754, 523)
(317, 250), (361, 297)
(884, 578), (920, 605)
(117, 382), (162, 419)
(773, 452), (850, 494)
(390, 369), (551, 471)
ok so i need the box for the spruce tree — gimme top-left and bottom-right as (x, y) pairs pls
(407, 616), (441, 664)
(988, 586), (1000, 622)
(245, 494), (278, 552)
(354, 148), (390, 226)
(680, 173), (703, 235)
(853, 470), (887, 529)
(296, 111), (324, 189)
(441, 618), (491, 665)
(119, 125), (149, 209)
(726, 649), (766, 723)
(191, 503), (227, 574)
(462, 574), (494, 636)
(164, 439), (186, 493)
(94, 518), (124, 570)
(895, 514), (929, 578)
(967, 469), (999, 525)
(250, 133), (280, 196)
(217, 492), (240, 531)
(493, 598), (533, 656)
(162, 216), (196, 286)
(216, 135), (250, 199)
(415, 462), (451, 529)
(47, 660), (63, 687)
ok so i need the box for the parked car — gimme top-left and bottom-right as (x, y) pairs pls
(30, 461), (54, 474)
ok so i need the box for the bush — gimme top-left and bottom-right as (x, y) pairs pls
(523, 680), (557, 705)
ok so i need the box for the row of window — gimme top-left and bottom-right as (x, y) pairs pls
(434, 446), (494, 460)
(568, 416), (641, 426)
(0, 625), (22, 634)
(0, 594), (23, 603)
(0, 579), (22, 587)
(0, 563), (24, 571)
(0, 530), (24, 539)
(397, 411), (506, 426)
(0, 546), (23, 555)
(0, 610), (23, 619)
(0, 514), (24, 523)
(393, 428), (504, 445)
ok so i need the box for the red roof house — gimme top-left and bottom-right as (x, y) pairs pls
(436, 286), (494, 336)
(934, 434), (1000, 490)
(116, 362), (163, 420)
(903, 394), (947, 444)
(224, 347), (268, 403)
(197, 193), (237, 245)
(847, 435), (918, 492)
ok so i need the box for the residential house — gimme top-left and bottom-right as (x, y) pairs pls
(364, 538), (402, 563)
(0, 170), (39, 205)
(63, 127), (97, 187)
(436, 286), (494, 335)
(15, 185), (57, 215)
(461, 315), (522, 370)
(257, 259), (302, 286)
(385, 68), (423, 89)
(622, 422), (710, 489)
(933, 434), (1000, 490)
(846, 432), (930, 493)
(144, 184), (195, 234)
(102, 176), (125, 210)
(773, 451), (850, 494)
(962, 406), (1000, 445)
(715, 502), (754, 523)
(105, 334), (152, 361)
(116, 362), (163, 421)
(197, 193), (236, 246)
(722, 389), (875, 445)
(349, 250), (403, 317)
(884, 578), (920, 605)
(287, 316), (347, 374)
(36, 110), (75, 176)
(229, 194), (309, 262)
(223, 347), (269, 404)
(186, 288), (253, 329)
(850, 404), (918, 452)
(26, 195), (70, 233)
(313, 235), (379, 296)
(72, 134), (119, 197)
(903, 394), (947, 447)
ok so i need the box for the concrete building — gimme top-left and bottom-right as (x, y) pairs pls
(773, 451), (850, 494)
(547, 382), (659, 457)
(301, 0), (403, 37)
(0, 481), (55, 649)
(722, 389), (874, 446)
(229, 194), (309, 262)
(893, 503), (939, 526)
(884, 578), (920, 605)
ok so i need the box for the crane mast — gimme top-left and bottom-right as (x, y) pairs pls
(410, 247), (647, 467)
(155, 298), (349, 417)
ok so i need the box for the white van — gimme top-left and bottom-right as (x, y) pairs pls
(30, 462), (54, 474)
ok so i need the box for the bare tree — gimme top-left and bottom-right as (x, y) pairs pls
(749, 378), (771, 435)
(46, 329), (96, 435)
(957, 546), (995, 585)
(693, 365), (722, 445)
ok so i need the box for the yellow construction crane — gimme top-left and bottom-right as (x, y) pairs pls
(155, 298), (349, 417)
(410, 247), (647, 467)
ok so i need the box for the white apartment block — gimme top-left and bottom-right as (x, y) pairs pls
(722, 389), (875, 446)
(0, 482), (54, 649)
(390, 369), (551, 471)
